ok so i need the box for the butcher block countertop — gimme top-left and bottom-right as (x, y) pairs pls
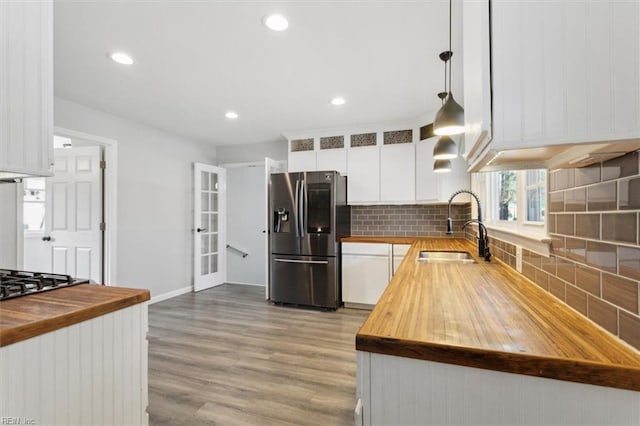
(351, 237), (640, 391)
(0, 284), (150, 347)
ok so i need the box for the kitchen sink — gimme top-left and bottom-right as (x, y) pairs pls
(416, 251), (476, 264)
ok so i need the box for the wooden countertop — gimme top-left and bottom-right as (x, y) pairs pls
(0, 284), (150, 347)
(356, 238), (640, 391)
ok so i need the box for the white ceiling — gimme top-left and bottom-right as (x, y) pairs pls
(54, 1), (460, 146)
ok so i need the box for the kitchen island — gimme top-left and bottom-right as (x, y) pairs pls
(350, 237), (640, 426)
(0, 284), (150, 425)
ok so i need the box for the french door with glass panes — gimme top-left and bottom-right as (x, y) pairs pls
(193, 163), (226, 291)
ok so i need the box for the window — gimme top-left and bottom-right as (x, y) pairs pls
(525, 170), (545, 223)
(487, 169), (547, 230)
(23, 178), (46, 232)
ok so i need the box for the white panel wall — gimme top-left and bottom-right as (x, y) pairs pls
(54, 98), (217, 299)
(0, 303), (149, 426)
(0, 184), (18, 268)
(358, 352), (640, 426)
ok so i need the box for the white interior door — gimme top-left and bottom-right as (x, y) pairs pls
(45, 146), (102, 281)
(264, 157), (285, 299)
(194, 163), (226, 291)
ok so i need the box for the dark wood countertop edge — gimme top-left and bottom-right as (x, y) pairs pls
(356, 334), (640, 392)
(0, 290), (150, 347)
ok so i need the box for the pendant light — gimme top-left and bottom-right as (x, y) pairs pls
(433, 159), (452, 173)
(433, 0), (464, 136)
(433, 136), (457, 159)
(433, 92), (458, 160)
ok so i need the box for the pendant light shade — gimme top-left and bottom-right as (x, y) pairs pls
(433, 135), (457, 160)
(433, 159), (452, 173)
(434, 93), (465, 136)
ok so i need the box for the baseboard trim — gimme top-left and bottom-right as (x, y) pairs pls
(344, 302), (374, 310)
(226, 281), (265, 287)
(149, 285), (192, 304)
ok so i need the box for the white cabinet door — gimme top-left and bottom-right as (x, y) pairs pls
(342, 242), (391, 306)
(438, 156), (471, 202)
(491, 1), (640, 148)
(316, 148), (347, 174)
(462, 0), (492, 160)
(343, 254), (390, 306)
(287, 151), (316, 172)
(347, 146), (380, 204)
(415, 140), (439, 202)
(0, 0), (53, 178)
(415, 140), (470, 203)
(380, 144), (415, 203)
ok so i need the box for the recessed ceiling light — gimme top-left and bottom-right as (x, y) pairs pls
(225, 111), (238, 119)
(331, 97), (346, 106)
(110, 52), (134, 65)
(264, 14), (289, 31)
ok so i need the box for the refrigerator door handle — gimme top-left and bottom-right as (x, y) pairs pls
(300, 179), (306, 238)
(273, 258), (330, 265)
(294, 179), (300, 237)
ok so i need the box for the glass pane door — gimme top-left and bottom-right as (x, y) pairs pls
(200, 170), (219, 276)
(194, 163), (226, 291)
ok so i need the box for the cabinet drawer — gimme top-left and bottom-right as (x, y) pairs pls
(342, 242), (390, 256)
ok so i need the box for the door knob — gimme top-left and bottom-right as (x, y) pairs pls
(42, 236), (52, 241)
(196, 228), (207, 233)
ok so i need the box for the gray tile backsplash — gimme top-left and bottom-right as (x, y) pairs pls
(351, 203), (471, 237)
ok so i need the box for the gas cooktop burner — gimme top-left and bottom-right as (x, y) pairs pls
(0, 269), (90, 301)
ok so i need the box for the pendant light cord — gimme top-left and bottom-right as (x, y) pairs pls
(448, 0), (453, 95)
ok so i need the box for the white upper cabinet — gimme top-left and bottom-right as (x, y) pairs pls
(288, 151), (316, 172)
(461, 0), (492, 161)
(464, 0), (640, 166)
(380, 144), (415, 203)
(287, 126), (471, 205)
(416, 139), (470, 203)
(316, 148), (347, 175)
(347, 145), (380, 204)
(0, 0), (54, 179)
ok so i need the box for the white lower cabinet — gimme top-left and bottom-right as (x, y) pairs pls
(356, 351), (640, 426)
(0, 303), (149, 426)
(342, 243), (390, 307)
(343, 242), (411, 307)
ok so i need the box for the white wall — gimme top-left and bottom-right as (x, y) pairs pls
(0, 184), (18, 269)
(216, 139), (287, 164)
(54, 97), (217, 298)
(225, 165), (267, 286)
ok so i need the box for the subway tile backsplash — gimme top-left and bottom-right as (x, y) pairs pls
(529, 150), (640, 351)
(350, 203), (471, 237)
(485, 151), (640, 351)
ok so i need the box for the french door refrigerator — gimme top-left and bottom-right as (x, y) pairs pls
(269, 171), (350, 309)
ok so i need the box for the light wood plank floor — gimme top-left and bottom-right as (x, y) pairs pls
(147, 284), (369, 425)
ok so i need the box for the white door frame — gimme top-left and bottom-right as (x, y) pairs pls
(16, 127), (119, 284)
(193, 163), (227, 291)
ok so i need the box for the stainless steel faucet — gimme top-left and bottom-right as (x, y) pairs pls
(446, 190), (491, 262)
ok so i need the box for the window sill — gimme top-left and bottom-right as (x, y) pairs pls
(483, 223), (551, 257)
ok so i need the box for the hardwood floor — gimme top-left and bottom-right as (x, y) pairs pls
(147, 284), (369, 425)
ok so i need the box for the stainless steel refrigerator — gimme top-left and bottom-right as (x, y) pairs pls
(269, 171), (350, 309)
